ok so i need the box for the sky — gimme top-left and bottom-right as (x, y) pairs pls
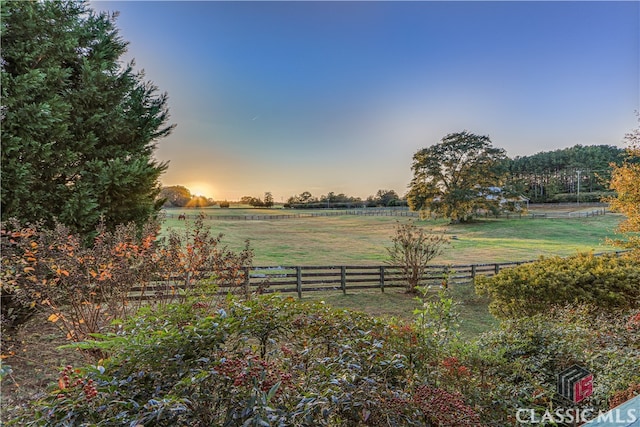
(91, 1), (639, 202)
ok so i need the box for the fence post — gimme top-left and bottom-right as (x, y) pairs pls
(243, 267), (250, 299)
(341, 266), (346, 295)
(296, 267), (302, 299)
(494, 264), (500, 275)
(379, 266), (385, 293)
(471, 264), (476, 280)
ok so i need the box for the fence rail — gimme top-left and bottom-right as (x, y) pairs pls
(129, 261), (534, 300)
(131, 250), (628, 300)
(164, 207), (607, 221)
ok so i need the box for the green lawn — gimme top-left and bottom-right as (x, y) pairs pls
(300, 284), (498, 339)
(161, 208), (622, 266)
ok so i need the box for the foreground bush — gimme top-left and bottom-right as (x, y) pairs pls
(475, 252), (640, 319)
(13, 295), (481, 426)
(10, 294), (638, 426)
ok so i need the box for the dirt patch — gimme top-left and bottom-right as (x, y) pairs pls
(1, 316), (87, 422)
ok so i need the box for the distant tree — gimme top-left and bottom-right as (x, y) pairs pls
(407, 131), (508, 223)
(240, 196), (263, 207)
(264, 192), (274, 208)
(159, 186), (192, 207)
(218, 200), (230, 209)
(1, 0), (174, 235)
(299, 191), (314, 203)
(509, 145), (624, 202)
(608, 116), (640, 251)
(240, 196), (253, 205)
(187, 196), (215, 208)
(368, 189), (401, 207)
(318, 192), (362, 208)
(286, 191), (318, 208)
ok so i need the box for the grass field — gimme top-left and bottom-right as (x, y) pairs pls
(161, 207), (623, 266)
(159, 206), (621, 338)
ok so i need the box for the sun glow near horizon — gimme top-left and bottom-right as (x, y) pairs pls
(182, 182), (217, 199)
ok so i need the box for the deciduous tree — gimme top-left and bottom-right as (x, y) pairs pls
(1, 0), (174, 235)
(608, 116), (640, 251)
(407, 131), (509, 223)
(159, 186), (192, 207)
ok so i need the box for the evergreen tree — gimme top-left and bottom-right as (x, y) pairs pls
(1, 0), (174, 235)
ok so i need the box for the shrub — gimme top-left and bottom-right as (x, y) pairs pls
(1, 219), (161, 344)
(475, 252), (640, 319)
(157, 214), (253, 301)
(12, 295), (637, 426)
(1, 215), (253, 358)
(387, 221), (449, 293)
(469, 306), (640, 423)
(11, 296), (481, 426)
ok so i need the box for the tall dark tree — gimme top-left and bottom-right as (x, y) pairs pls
(407, 131), (509, 222)
(1, 0), (174, 235)
(263, 192), (274, 208)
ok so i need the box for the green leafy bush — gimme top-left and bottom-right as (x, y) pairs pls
(10, 293), (637, 426)
(475, 252), (640, 319)
(12, 296), (481, 426)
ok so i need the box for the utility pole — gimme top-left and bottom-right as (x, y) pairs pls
(576, 170), (581, 207)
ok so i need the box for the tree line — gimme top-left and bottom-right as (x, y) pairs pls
(158, 187), (407, 209)
(509, 144), (626, 203)
(160, 144), (625, 211)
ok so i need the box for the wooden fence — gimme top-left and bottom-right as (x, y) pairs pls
(164, 207), (607, 221)
(244, 262), (528, 298)
(131, 261), (529, 300)
(165, 209), (419, 221)
(131, 250), (627, 300)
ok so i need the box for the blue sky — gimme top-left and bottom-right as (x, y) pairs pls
(92, 1), (639, 202)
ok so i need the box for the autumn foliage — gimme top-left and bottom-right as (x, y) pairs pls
(608, 116), (640, 252)
(0, 216), (253, 349)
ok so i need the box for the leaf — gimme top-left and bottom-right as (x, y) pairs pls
(266, 381), (281, 400)
(48, 313), (60, 323)
(58, 377), (66, 390)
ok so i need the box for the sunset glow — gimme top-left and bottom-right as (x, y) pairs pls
(92, 1), (639, 202)
(184, 182), (216, 199)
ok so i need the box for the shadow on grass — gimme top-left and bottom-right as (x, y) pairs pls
(301, 284), (497, 340)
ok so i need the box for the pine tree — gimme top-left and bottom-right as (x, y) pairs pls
(1, 0), (174, 235)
